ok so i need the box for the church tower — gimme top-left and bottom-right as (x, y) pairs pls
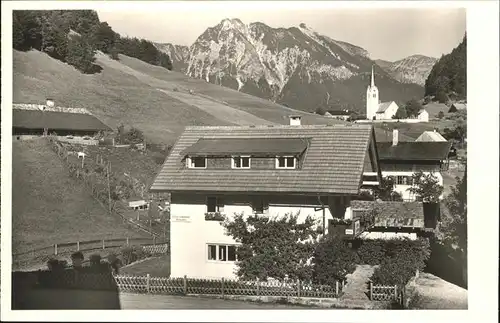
(366, 65), (379, 120)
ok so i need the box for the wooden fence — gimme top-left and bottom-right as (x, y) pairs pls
(369, 281), (404, 305)
(13, 238), (169, 269)
(114, 274), (344, 298)
(13, 270), (344, 301)
(46, 136), (161, 238)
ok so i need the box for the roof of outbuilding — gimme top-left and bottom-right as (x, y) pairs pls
(415, 131), (447, 142)
(150, 124), (378, 195)
(13, 109), (111, 132)
(376, 141), (452, 161)
(351, 200), (425, 228)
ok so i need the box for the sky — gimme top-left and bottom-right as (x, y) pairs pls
(97, 6), (466, 61)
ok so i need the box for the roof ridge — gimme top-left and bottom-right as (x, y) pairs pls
(184, 124), (372, 130)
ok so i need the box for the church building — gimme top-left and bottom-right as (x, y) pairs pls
(366, 66), (399, 120)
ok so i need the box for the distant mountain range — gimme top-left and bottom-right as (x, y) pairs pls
(154, 18), (432, 113)
(375, 55), (438, 86)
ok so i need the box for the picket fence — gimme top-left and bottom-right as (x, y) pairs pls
(369, 281), (402, 304)
(15, 270), (344, 300)
(114, 274), (344, 299)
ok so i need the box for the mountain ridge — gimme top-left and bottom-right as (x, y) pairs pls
(375, 55), (438, 86)
(169, 18), (423, 113)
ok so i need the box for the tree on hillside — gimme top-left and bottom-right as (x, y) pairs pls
(221, 212), (320, 281)
(437, 111), (445, 119)
(404, 99), (422, 118)
(435, 90), (449, 104)
(315, 106), (327, 116)
(157, 52), (173, 71)
(393, 106), (407, 119)
(66, 34), (96, 73)
(93, 21), (117, 53)
(13, 10), (43, 51)
(407, 171), (444, 203)
(40, 12), (69, 61)
(425, 34), (466, 99)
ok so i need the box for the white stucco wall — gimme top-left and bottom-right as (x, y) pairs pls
(418, 110), (429, 122)
(375, 102), (399, 120)
(169, 196), (334, 280)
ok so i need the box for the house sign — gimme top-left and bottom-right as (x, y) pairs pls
(345, 228), (354, 235)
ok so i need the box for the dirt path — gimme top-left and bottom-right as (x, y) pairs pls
(340, 264), (375, 301)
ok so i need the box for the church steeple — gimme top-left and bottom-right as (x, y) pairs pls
(371, 65), (375, 87)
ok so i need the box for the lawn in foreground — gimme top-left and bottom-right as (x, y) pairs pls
(120, 255), (171, 277)
(12, 138), (146, 254)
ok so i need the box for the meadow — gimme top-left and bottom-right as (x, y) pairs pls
(12, 138), (147, 255)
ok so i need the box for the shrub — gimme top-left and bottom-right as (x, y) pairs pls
(363, 238), (431, 287)
(120, 245), (150, 265)
(371, 259), (416, 287)
(357, 240), (386, 265)
(437, 111), (445, 119)
(312, 237), (359, 284)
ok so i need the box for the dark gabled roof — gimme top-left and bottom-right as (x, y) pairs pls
(181, 138), (310, 157)
(150, 124), (378, 195)
(376, 141), (452, 161)
(351, 200), (424, 228)
(327, 110), (351, 116)
(13, 109), (111, 132)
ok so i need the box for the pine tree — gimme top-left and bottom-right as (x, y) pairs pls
(66, 34), (96, 73)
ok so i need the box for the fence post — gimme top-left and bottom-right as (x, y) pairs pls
(126, 237), (130, 246)
(221, 278), (225, 298)
(102, 239), (105, 250)
(296, 279), (301, 297)
(54, 244), (58, 255)
(153, 236), (156, 246)
(77, 241), (80, 251)
(146, 274), (151, 293)
(335, 280), (339, 295)
(342, 279), (345, 290)
(394, 285), (398, 300)
(183, 275), (188, 295)
(369, 281), (373, 300)
(256, 280), (260, 296)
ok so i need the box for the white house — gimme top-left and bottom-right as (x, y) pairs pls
(149, 118), (382, 279)
(366, 66), (399, 120)
(417, 109), (429, 122)
(363, 129), (452, 201)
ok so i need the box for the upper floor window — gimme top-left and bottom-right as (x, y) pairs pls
(206, 196), (223, 213)
(373, 93), (376, 98)
(187, 156), (206, 169)
(232, 156), (251, 169)
(276, 156), (296, 169)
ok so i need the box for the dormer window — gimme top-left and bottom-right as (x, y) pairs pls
(276, 156), (296, 169)
(232, 156), (251, 169)
(187, 156), (206, 169)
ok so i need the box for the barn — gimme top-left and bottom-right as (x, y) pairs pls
(12, 101), (112, 139)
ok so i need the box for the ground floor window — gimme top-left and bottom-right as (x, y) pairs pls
(395, 175), (413, 185)
(207, 244), (237, 262)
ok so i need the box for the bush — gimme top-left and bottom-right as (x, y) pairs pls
(361, 238), (431, 287)
(371, 259), (416, 287)
(120, 246), (151, 265)
(357, 240), (386, 265)
(312, 237), (359, 284)
(437, 111), (445, 119)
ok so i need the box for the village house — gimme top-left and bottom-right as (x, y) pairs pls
(337, 200), (439, 242)
(416, 108), (429, 122)
(149, 117), (383, 279)
(324, 109), (353, 121)
(363, 129), (452, 201)
(12, 99), (111, 142)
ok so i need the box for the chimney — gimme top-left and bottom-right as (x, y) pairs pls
(289, 115), (302, 126)
(46, 98), (55, 108)
(392, 129), (399, 146)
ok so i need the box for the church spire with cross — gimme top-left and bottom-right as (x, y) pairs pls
(366, 65), (379, 120)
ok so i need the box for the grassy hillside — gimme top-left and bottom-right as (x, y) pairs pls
(13, 50), (336, 145)
(12, 138), (146, 254)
